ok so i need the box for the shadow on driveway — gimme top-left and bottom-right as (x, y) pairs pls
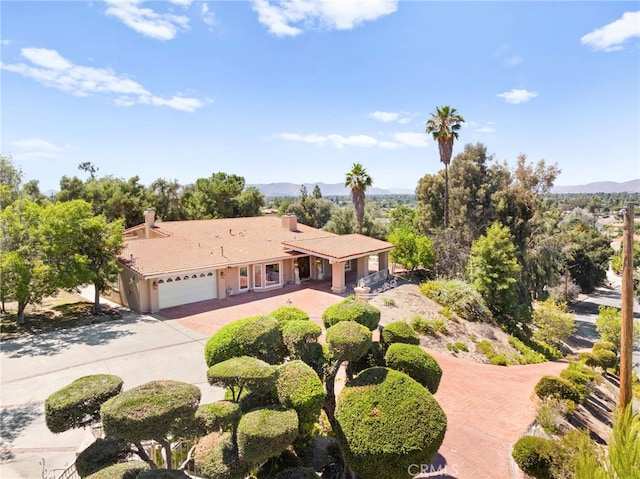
(0, 404), (41, 461)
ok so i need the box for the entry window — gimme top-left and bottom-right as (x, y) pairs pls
(239, 266), (248, 290)
(265, 263), (280, 286)
(254, 265), (262, 288)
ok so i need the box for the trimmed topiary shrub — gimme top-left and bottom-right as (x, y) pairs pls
(84, 461), (149, 479)
(593, 349), (618, 370)
(237, 405), (299, 467)
(325, 321), (372, 363)
(273, 467), (319, 479)
(592, 341), (616, 353)
(384, 343), (442, 394)
(204, 315), (284, 367)
(276, 360), (325, 428)
(322, 296), (381, 331)
(193, 432), (247, 479)
(336, 368), (446, 479)
(45, 374), (123, 434)
(420, 279), (492, 323)
(281, 320), (323, 364)
(75, 437), (131, 478)
(195, 401), (241, 434)
(559, 368), (594, 399)
(512, 435), (556, 479)
(381, 321), (420, 347)
(270, 306), (310, 330)
(534, 376), (581, 403)
(207, 356), (277, 401)
(101, 380), (201, 443)
(136, 471), (191, 479)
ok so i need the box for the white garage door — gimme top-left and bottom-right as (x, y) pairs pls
(159, 274), (217, 309)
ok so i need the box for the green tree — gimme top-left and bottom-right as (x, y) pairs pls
(595, 305), (640, 353)
(324, 207), (357, 235)
(416, 171), (445, 233)
(425, 105), (464, 228)
(467, 221), (522, 324)
(0, 154), (22, 210)
(345, 163), (373, 234)
(312, 184), (322, 199)
(148, 178), (185, 221)
(236, 186), (265, 217)
(532, 299), (577, 347)
(388, 228), (435, 272)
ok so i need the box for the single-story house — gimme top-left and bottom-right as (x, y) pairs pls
(107, 211), (394, 313)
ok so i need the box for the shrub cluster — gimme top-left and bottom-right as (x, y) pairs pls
(446, 341), (468, 353)
(534, 376), (581, 403)
(322, 296), (381, 331)
(508, 336), (546, 364)
(84, 461), (149, 479)
(420, 279), (492, 323)
(381, 321), (420, 347)
(384, 343), (442, 394)
(410, 315), (447, 336)
(237, 406), (299, 466)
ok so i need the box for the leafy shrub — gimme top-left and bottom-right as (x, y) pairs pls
(322, 296), (381, 331)
(207, 356), (277, 401)
(195, 401), (241, 434)
(325, 321), (372, 363)
(335, 368), (446, 479)
(410, 315), (447, 336)
(281, 320), (322, 364)
(508, 336), (546, 364)
(420, 279), (492, 323)
(384, 343), (442, 394)
(136, 471), (191, 479)
(534, 376), (581, 403)
(382, 298), (396, 307)
(75, 437), (131, 478)
(204, 315), (284, 367)
(490, 353), (509, 366)
(536, 397), (575, 435)
(193, 432), (247, 479)
(84, 461), (149, 479)
(273, 467), (319, 479)
(446, 342), (468, 353)
(380, 321), (420, 347)
(593, 349), (618, 370)
(45, 374), (123, 433)
(270, 306), (310, 330)
(276, 360), (325, 428)
(532, 299), (577, 347)
(592, 341), (616, 353)
(476, 339), (495, 359)
(101, 380), (201, 443)
(511, 436), (556, 479)
(237, 406), (299, 467)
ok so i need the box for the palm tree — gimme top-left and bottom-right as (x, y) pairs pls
(345, 163), (373, 234)
(425, 105), (464, 228)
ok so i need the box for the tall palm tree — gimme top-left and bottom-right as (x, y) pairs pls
(425, 105), (464, 228)
(345, 163), (373, 234)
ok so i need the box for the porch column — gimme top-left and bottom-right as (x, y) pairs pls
(356, 256), (368, 279)
(379, 251), (389, 276)
(330, 262), (346, 293)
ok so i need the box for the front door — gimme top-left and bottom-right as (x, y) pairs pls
(297, 256), (311, 280)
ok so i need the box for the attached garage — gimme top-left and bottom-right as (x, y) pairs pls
(158, 273), (217, 309)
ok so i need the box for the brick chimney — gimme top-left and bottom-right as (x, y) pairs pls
(281, 214), (298, 232)
(144, 210), (155, 238)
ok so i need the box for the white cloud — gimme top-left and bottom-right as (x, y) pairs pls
(472, 121), (496, 134)
(202, 3), (215, 27)
(276, 131), (427, 149)
(581, 11), (640, 52)
(170, 0), (192, 6)
(1, 39), (11, 46)
(496, 88), (538, 104)
(327, 134), (378, 148)
(10, 138), (65, 152)
(1, 47), (204, 112)
(393, 132), (428, 147)
(104, 0), (189, 40)
(505, 55), (523, 66)
(252, 0), (398, 37)
(368, 111), (400, 122)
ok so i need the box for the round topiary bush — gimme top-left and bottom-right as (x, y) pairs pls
(270, 306), (310, 329)
(322, 296), (381, 331)
(592, 341), (616, 353)
(281, 320), (323, 363)
(384, 343), (442, 394)
(75, 437), (131, 478)
(204, 315), (284, 367)
(511, 435), (556, 479)
(534, 376), (581, 403)
(593, 349), (618, 370)
(207, 356), (277, 401)
(84, 460), (149, 479)
(335, 368), (446, 479)
(101, 380), (201, 442)
(276, 360), (325, 427)
(273, 467), (319, 479)
(559, 369), (592, 399)
(193, 432), (247, 479)
(381, 321), (420, 347)
(195, 401), (241, 434)
(237, 405), (299, 467)
(325, 321), (372, 363)
(45, 374), (123, 434)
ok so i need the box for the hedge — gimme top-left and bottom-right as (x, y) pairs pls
(325, 321), (372, 363)
(380, 322), (420, 347)
(270, 306), (310, 330)
(534, 376), (581, 403)
(384, 343), (442, 394)
(193, 432), (247, 479)
(75, 437), (131, 478)
(101, 380), (200, 442)
(420, 279), (492, 323)
(207, 356), (277, 401)
(273, 467), (319, 479)
(195, 401), (241, 434)
(322, 296), (381, 331)
(204, 315), (284, 367)
(84, 461), (149, 479)
(276, 360), (325, 427)
(511, 436), (556, 479)
(281, 320), (323, 364)
(237, 406), (299, 466)
(45, 374), (123, 434)
(335, 368), (446, 479)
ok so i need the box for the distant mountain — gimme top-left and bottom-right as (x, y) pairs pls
(249, 182), (407, 197)
(551, 179), (640, 194)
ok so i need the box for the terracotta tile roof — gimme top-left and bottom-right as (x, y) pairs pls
(120, 216), (337, 278)
(282, 234), (394, 261)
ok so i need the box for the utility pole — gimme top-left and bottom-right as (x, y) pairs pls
(619, 202), (634, 411)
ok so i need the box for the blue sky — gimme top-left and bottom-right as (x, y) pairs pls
(1, 1), (639, 192)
